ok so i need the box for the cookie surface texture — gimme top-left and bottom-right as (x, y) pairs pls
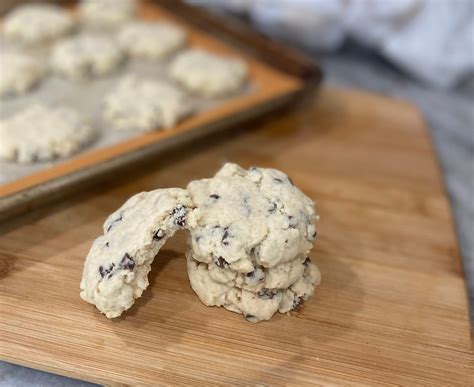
(0, 104), (95, 164)
(118, 21), (187, 60)
(102, 75), (193, 131)
(3, 4), (75, 45)
(51, 35), (124, 80)
(79, 0), (136, 28)
(0, 51), (45, 98)
(169, 49), (248, 97)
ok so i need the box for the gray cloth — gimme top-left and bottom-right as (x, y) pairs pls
(194, 0), (474, 89)
(0, 361), (96, 386)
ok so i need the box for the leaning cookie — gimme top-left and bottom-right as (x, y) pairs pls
(169, 49), (248, 97)
(118, 21), (187, 60)
(79, 0), (136, 28)
(102, 75), (194, 131)
(0, 104), (96, 164)
(80, 188), (196, 318)
(2, 3), (75, 45)
(187, 163), (317, 273)
(51, 35), (124, 80)
(187, 253), (321, 322)
(197, 253), (309, 293)
(0, 51), (45, 98)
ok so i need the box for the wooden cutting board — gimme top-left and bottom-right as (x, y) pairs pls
(0, 87), (472, 386)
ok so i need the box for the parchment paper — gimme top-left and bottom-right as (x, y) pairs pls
(0, 33), (253, 184)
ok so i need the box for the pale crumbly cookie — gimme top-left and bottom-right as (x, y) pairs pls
(118, 21), (187, 60)
(102, 75), (194, 131)
(202, 254), (308, 293)
(79, 0), (136, 28)
(0, 104), (96, 164)
(2, 3), (75, 45)
(169, 49), (248, 97)
(187, 253), (321, 322)
(185, 163), (320, 322)
(51, 35), (124, 80)
(0, 51), (45, 98)
(187, 163), (317, 272)
(80, 188), (196, 318)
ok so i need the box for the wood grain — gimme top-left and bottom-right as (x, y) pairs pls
(0, 87), (472, 386)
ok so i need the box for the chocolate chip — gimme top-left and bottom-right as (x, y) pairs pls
(106, 215), (123, 232)
(257, 288), (276, 300)
(171, 206), (187, 227)
(288, 215), (297, 229)
(244, 314), (256, 321)
(312, 231), (317, 239)
(210, 194), (220, 199)
(249, 167), (257, 171)
(214, 256), (228, 268)
(120, 253), (135, 271)
(153, 229), (165, 241)
(246, 268), (265, 283)
(105, 242), (109, 247)
(268, 202), (277, 213)
(303, 257), (311, 267)
(274, 178), (283, 183)
(292, 296), (302, 309)
(222, 228), (230, 246)
(99, 263), (115, 278)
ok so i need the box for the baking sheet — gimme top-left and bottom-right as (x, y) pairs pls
(0, 30), (253, 184)
(0, 0), (305, 214)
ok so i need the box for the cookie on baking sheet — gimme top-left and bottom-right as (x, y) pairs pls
(80, 189), (196, 318)
(79, 0), (136, 28)
(3, 3), (75, 45)
(51, 35), (124, 80)
(0, 51), (45, 98)
(186, 252), (321, 322)
(102, 75), (194, 131)
(169, 49), (248, 97)
(187, 163), (317, 273)
(118, 21), (187, 60)
(0, 104), (96, 164)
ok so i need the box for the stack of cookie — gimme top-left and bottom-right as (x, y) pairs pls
(80, 163), (321, 322)
(185, 163), (320, 322)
